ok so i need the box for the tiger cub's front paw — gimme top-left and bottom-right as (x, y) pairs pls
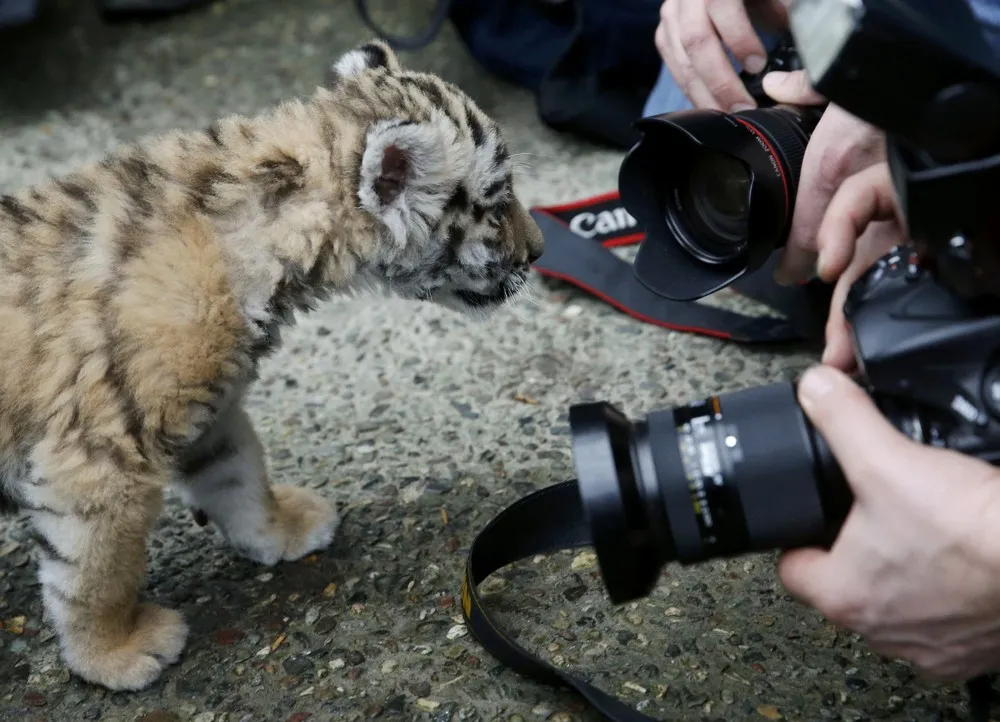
(61, 603), (189, 691)
(234, 484), (339, 566)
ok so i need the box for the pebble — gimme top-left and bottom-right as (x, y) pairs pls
(845, 676), (869, 691)
(380, 659), (398, 674)
(446, 624), (468, 640)
(416, 698), (441, 712)
(192, 714), (215, 722)
(135, 713), (182, 722)
(329, 659), (346, 671)
(570, 552), (596, 571)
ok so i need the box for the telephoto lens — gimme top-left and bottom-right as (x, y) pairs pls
(618, 36), (825, 302)
(568, 382), (852, 604)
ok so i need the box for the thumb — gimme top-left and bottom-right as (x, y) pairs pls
(761, 69), (826, 105)
(796, 364), (911, 491)
(776, 546), (843, 611)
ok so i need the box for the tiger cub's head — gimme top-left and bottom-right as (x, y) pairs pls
(325, 41), (545, 315)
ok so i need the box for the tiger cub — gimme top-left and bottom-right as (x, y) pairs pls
(0, 40), (544, 691)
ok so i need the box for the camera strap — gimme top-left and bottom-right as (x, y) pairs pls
(529, 191), (833, 344)
(460, 479), (998, 722)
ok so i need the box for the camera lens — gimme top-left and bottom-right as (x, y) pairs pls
(569, 382), (850, 604)
(666, 150), (752, 264)
(619, 104), (823, 301)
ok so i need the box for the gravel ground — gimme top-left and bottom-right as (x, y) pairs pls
(0, 1), (983, 721)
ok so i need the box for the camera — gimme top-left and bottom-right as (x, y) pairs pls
(568, 0), (1000, 605)
(618, 34), (824, 302)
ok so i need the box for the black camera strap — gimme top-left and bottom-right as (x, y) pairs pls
(528, 192), (834, 344)
(458, 191), (997, 720)
(460, 479), (998, 722)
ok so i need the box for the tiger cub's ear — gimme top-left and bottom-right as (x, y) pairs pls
(325, 40), (401, 87)
(357, 117), (467, 249)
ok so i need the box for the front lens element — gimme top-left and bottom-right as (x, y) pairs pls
(665, 149), (752, 264)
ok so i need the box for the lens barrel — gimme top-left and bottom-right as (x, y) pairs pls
(619, 104), (822, 302)
(569, 382), (851, 604)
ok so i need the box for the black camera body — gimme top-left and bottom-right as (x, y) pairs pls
(567, 0), (1000, 606)
(844, 244), (1000, 464)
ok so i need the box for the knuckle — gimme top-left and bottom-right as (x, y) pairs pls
(680, 25), (714, 54)
(660, 0), (674, 23)
(815, 144), (854, 188)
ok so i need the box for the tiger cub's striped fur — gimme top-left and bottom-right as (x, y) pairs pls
(0, 40), (544, 691)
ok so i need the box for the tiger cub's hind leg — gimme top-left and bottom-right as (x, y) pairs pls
(172, 403), (339, 566)
(22, 444), (187, 691)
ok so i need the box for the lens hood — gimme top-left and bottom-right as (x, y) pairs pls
(619, 108), (805, 301)
(569, 401), (665, 603)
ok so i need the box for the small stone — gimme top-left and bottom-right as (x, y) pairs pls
(136, 713), (181, 722)
(22, 691), (46, 707)
(322, 583), (337, 598)
(666, 644), (681, 657)
(623, 681), (647, 694)
(364, 704), (383, 718)
(625, 612), (643, 626)
(304, 607), (320, 626)
(446, 624), (468, 640)
(5, 615), (26, 634)
(416, 699), (441, 712)
(214, 628), (245, 646)
(192, 714), (215, 722)
(314, 617), (338, 635)
(570, 552), (596, 571)
(756, 705), (782, 720)
(410, 682), (432, 698)
(283, 655), (314, 676)
(329, 658), (346, 670)
(845, 677), (869, 692)
(663, 607), (683, 617)
(548, 714), (574, 722)
(381, 659), (398, 674)
(256, 573), (274, 583)
(443, 645), (465, 660)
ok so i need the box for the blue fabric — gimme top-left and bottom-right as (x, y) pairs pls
(642, 1), (1000, 117)
(0, 0), (38, 27)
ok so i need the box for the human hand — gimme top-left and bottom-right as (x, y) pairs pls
(654, 0), (790, 111)
(760, 70), (888, 286)
(778, 363), (1000, 682)
(811, 162), (906, 371)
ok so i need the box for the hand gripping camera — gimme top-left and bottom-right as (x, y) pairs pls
(567, 0), (1000, 605)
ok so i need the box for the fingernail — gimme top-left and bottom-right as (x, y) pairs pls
(816, 263), (828, 284)
(798, 364), (838, 402)
(730, 101), (755, 112)
(744, 55), (766, 74)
